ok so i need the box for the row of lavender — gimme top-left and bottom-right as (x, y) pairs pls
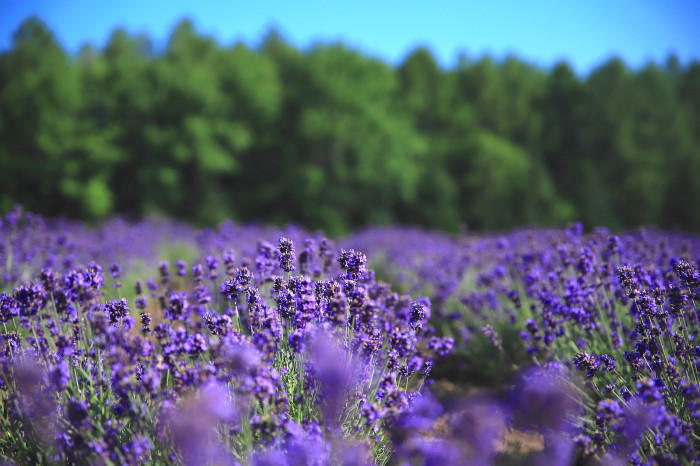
(2, 206), (700, 464)
(348, 225), (700, 464)
(1, 207), (457, 465)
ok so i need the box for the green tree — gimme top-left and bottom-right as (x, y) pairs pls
(538, 62), (586, 223)
(446, 132), (564, 229)
(0, 18), (86, 215)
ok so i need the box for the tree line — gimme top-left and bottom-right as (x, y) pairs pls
(1, 17), (699, 234)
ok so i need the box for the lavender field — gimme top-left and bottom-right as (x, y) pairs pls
(1, 205), (699, 465)
(2, 1), (699, 464)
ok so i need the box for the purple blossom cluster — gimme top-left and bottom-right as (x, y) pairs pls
(2, 207), (700, 464)
(1, 205), (196, 287)
(391, 364), (582, 465)
(345, 224), (700, 463)
(0, 209), (454, 464)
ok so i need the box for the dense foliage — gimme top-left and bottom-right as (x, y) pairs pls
(2, 17), (700, 233)
(2, 207), (700, 465)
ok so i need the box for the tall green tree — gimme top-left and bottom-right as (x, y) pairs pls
(0, 18), (84, 215)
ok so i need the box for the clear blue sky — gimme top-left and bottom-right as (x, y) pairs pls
(0, 0), (698, 73)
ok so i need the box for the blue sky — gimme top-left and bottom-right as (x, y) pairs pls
(0, 0), (698, 73)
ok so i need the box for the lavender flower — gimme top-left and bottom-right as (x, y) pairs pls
(278, 237), (296, 273)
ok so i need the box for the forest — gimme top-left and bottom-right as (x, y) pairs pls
(1, 16), (699, 234)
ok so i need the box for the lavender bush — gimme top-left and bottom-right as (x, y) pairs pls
(1, 209), (452, 465)
(346, 225), (700, 464)
(2, 207), (699, 464)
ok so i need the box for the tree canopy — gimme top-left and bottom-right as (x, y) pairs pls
(1, 17), (699, 234)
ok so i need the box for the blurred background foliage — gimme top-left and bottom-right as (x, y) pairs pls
(1, 17), (699, 234)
